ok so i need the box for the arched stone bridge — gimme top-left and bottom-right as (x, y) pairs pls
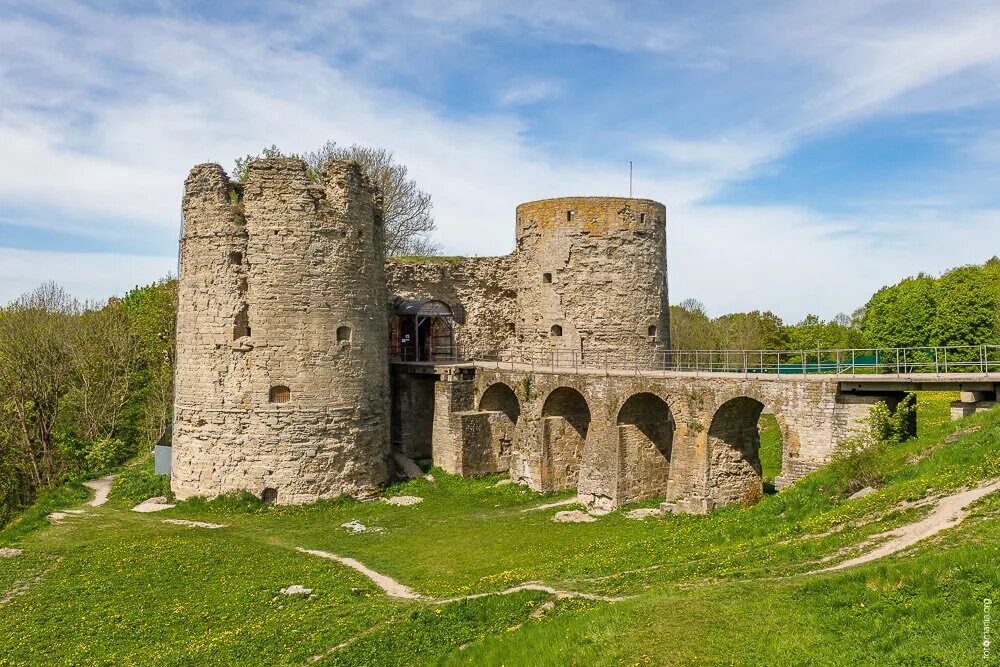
(392, 362), (1000, 513)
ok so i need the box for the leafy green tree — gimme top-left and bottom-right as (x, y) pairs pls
(714, 311), (788, 350)
(233, 142), (440, 256)
(862, 275), (936, 348)
(120, 277), (177, 449)
(669, 299), (714, 351)
(931, 265), (998, 347)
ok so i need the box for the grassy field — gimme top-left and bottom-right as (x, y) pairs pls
(1, 392), (998, 665)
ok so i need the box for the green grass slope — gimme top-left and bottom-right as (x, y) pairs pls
(1, 392), (997, 665)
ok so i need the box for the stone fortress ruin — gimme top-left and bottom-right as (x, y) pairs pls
(173, 157), (966, 513)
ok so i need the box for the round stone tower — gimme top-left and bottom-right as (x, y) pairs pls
(514, 197), (669, 364)
(172, 157), (391, 504)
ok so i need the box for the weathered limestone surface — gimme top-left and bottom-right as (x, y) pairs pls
(172, 158), (391, 504)
(515, 198), (669, 363)
(382, 197), (670, 364)
(427, 368), (900, 513)
(172, 164), (915, 515)
(385, 256), (516, 358)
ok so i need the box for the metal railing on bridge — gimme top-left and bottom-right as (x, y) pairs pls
(466, 345), (1000, 376)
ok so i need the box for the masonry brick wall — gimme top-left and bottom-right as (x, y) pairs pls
(384, 256), (517, 358)
(172, 158), (391, 504)
(514, 197), (669, 364)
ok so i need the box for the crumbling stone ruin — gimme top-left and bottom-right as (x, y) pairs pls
(172, 157), (915, 512)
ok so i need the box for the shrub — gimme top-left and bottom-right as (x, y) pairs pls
(832, 394), (916, 496)
(740, 482), (765, 508)
(110, 459), (172, 506)
(85, 438), (129, 473)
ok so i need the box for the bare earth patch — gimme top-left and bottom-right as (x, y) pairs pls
(83, 475), (116, 507)
(383, 496), (423, 507)
(625, 508), (663, 520)
(551, 510), (597, 523)
(819, 478), (1000, 572)
(523, 496), (580, 513)
(296, 548), (428, 600)
(162, 519), (227, 529)
(132, 497), (176, 513)
(0, 548), (22, 558)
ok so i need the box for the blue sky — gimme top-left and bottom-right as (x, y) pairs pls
(2, 0), (1000, 320)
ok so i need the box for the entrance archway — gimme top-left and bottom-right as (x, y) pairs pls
(540, 387), (590, 491)
(617, 392), (674, 503)
(392, 299), (455, 361)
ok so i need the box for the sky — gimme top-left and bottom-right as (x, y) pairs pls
(2, 0), (1000, 320)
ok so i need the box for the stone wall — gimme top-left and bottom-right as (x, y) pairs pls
(172, 158), (391, 503)
(390, 369), (436, 459)
(385, 256), (517, 358)
(514, 197), (669, 364)
(425, 367), (903, 513)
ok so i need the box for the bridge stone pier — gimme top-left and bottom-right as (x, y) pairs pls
(393, 363), (930, 514)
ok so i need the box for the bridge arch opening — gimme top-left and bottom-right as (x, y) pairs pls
(479, 383), (520, 424)
(540, 387), (590, 491)
(617, 392), (674, 504)
(707, 396), (780, 508)
(757, 407), (785, 493)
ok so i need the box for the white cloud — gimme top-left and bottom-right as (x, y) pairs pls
(0, 248), (176, 305)
(2, 1), (1000, 320)
(499, 79), (562, 106)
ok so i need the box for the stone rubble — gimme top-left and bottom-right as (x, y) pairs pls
(383, 496), (423, 507)
(132, 497), (177, 513)
(162, 519), (227, 529)
(393, 452), (424, 480)
(341, 520), (383, 534)
(551, 510), (597, 523)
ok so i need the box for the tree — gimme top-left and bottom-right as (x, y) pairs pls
(932, 265), (997, 347)
(0, 283), (78, 488)
(862, 275), (936, 349)
(714, 311), (788, 350)
(669, 299), (714, 351)
(234, 142), (441, 256)
(120, 277), (178, 448)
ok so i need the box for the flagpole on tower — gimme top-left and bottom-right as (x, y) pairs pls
(629, 160), (633, 198)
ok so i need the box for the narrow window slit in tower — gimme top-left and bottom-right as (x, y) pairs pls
(233, 305), (250, 339)
(269, 386), (290, 403)
(648, 325), (657, 337)
(337, 325), (352, 343)
(229, 251), (242, 265)
(640, 213), (646, 224)
(551, 324), (563, 337)
(566, 211), (574, 221)
(543, 272), (552, 284)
